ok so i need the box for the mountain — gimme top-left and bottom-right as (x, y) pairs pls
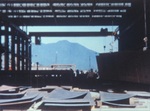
(32, 40), (98, 70)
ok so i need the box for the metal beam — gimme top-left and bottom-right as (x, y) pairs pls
(29, 31), (114, 37)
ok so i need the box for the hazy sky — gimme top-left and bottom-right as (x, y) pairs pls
(27, 26), (118, 53)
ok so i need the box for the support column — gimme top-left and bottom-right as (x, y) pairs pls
(146, 0), (150, 47)
(28, 38), (31, 71)
(0, 24), (2, 70)
(21, 37), (25, 70)
(11, 28), (16, 70)
(25, 38), (29, 70)
(4, 24), (9, 70)
(17, 33), (21, 71)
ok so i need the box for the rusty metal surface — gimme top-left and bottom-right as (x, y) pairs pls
(0, 85), (18, 92)
(0, 92), (37, 105)
(43, 88), (95, 106)
(100, 91), (134, 102)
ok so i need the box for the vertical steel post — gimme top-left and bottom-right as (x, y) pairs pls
(4, 23), (9, 70)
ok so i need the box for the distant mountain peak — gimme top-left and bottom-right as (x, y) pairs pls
(32, 40), (98, 70)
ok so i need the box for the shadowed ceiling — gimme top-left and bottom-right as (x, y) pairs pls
(0, 0), (142, 26)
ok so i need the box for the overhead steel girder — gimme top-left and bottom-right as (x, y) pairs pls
(10, 18), (122, 26)
(29, 31), (114, 37)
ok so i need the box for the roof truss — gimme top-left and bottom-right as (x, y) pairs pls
(0, 0), (142, 26)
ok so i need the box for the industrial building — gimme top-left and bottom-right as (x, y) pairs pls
(0, 0), (150, 86)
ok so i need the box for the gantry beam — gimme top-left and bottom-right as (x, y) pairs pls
(29, 31), (114, 37)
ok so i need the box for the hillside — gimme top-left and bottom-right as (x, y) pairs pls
(32, 40), (98, 70)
